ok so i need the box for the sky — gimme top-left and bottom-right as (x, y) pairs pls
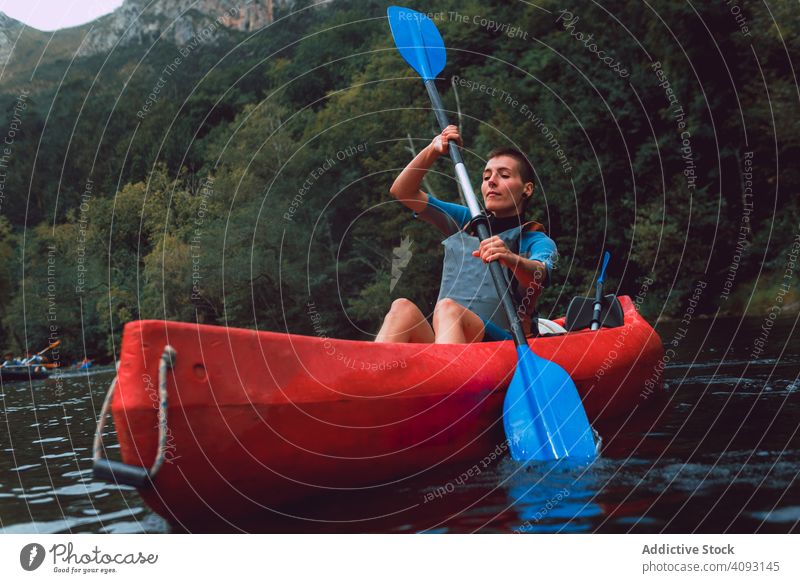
(0, 0), (124, 31)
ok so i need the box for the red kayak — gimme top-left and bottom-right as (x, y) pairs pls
(97, 295), (662, 528)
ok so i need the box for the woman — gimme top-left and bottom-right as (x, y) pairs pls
(375, 126), (557, 344)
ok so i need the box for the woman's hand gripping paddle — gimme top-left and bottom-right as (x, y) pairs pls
(387, 6), (597, 461)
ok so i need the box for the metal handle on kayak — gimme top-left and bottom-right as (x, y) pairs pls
(92, 345), (177, 488)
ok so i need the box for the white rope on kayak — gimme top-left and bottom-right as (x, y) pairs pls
(92, 345), (176, 484)
(150, 345), (176, 477)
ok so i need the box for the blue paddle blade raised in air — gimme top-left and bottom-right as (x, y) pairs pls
(387, 6), (446, 80)
(503, 345), (597, 461)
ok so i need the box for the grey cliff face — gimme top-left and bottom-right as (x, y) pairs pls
(0, 12), (22, 67)
(76, 0), (288, 56)
(0, 0), (292, 65)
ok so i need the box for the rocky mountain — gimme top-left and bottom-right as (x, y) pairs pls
(73, 0), (285, 57)
(0, 0), (291, 78)
(0, 10), (28, 67)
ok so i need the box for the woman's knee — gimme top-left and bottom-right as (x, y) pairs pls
(384, 298), (419, 321)
(433, 298), (463, 324)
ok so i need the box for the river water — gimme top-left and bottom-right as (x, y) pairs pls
(1, 314), (798, 533)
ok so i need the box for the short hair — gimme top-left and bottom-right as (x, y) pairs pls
(486, 147), (535, 186)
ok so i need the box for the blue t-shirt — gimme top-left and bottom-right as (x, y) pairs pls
(416, 194), (558, 284)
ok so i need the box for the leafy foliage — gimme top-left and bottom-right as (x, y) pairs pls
(0, 0), (796, 358)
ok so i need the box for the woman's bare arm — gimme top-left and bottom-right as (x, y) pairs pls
(389, 125), (461, 213)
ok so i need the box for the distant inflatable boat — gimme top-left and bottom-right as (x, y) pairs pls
(0, 366), (49, 382)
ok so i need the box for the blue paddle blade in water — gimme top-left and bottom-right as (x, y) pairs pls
(503, 345), (598, 461)
(387, 6), (446, 80)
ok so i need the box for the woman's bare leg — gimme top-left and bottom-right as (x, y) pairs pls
(432, 298), (485, 344)
(375, 298), (435, 343)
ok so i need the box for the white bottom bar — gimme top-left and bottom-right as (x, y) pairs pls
(1, 534), (797, 582)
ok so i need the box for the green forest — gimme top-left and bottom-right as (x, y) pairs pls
(0, 0), (797, 361)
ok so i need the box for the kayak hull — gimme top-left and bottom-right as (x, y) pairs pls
(110, 296), (663, 528)
(0, 367), (49, 381)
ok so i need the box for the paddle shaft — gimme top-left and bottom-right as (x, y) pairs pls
(37, 340), (61, 357)
(590, 251), (610, 331)
(424, 80), (527, 346)
(590, 281), (604, 331)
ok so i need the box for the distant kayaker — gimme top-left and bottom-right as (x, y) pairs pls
(375, 125), (557, 343)
(21, 352), (43, 366)
(18, 352), (45, 373)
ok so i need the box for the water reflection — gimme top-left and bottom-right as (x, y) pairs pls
(0, 367), (169, 534)
(507, 459), (604, 533)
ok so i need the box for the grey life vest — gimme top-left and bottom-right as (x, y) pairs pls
(437, 226), (528, 331)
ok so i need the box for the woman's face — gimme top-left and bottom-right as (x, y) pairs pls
(481, 155), (534, 218)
